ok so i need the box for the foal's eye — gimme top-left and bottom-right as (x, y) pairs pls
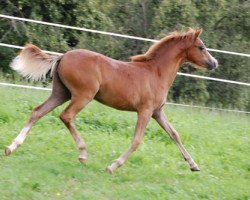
(198, 46), (205, 51)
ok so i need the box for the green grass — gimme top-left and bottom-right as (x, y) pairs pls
(0, 86), (249, 200)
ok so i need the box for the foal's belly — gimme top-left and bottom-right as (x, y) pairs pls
(94, 89), (138, 112)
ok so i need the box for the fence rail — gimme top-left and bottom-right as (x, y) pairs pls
(1, 42), (250, 86)
(1, 14), (250, 57)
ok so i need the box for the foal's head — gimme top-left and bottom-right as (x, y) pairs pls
(184, 29), (218, 70)
(131, 28), (218, 70)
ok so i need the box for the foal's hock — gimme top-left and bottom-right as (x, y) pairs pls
(6, 28), (218, 173)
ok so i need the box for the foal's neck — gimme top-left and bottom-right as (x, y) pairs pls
(150, 41), (186, 87)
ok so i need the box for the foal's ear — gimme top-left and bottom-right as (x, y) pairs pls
(194, 29), (203, 39)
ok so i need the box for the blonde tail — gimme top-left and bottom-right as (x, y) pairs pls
(10, 44), (62, 81)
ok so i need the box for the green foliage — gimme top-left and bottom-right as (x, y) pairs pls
(152, 0), (199, 33)
(0, 87), (249, 199)
(0, 0), (249, 110)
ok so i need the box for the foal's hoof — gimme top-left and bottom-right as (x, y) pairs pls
(78, 157), (87, 164)
(190, 165), (200, 172)
(106, 166), (113, 174)
(5, 147), (12, 156)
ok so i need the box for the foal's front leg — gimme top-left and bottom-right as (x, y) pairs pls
(106, 109), (152, 173)
(153, 109), (200, 171)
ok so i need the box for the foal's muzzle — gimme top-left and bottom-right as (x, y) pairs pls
(206, 58), (218, 70)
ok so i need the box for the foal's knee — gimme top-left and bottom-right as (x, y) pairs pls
(131, 139), (141, 151)
(60, 112), (72, 126)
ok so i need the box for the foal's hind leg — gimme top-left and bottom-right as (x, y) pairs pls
(60, 91), (96, 164)
(5, 93), (70, 155)
(153, 109), (200, 171)
(5, 73), (70, 155)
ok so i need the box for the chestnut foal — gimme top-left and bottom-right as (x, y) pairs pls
(6, 28), (217, 173)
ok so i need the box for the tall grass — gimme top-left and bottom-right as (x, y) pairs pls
(0, 86), (249, 200)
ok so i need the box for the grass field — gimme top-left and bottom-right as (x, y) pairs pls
(0, 86), (249, 200)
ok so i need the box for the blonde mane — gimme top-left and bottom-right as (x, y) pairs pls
(131, 28), (202, 62)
